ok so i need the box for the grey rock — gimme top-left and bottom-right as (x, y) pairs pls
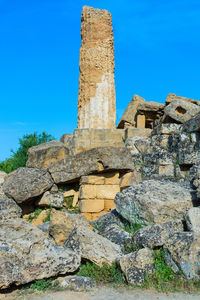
(38, 221), (50, 233)
(0, 218), (81, 289)
(37, 191), (64, 208)
(152, 123), (183, 135)
(183, 112), (200, 133)
(58, 275), (95, 291)
(3, 167), (53, 203)
(119, 248), (154, 285)
(163, 99), (200, 124)
(115, 180), (193, 225)
(49, 147), (135, 184)
(133, 220), (184, 249)
(0, 171), (7, 185)
(65, 226), (122, 266)
(98, 223), (133, 251)
(0, 197), (22, 220)
(164, 232), (200, 279)
(185, 207), (200, 234)
(26, 140), (69, 169)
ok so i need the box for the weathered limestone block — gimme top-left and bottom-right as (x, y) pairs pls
(0, 219), (81, 289)
(37, 191), (64, 208)
(119, 248), (154, 285)
(115, 180), (193, 225)
(165, 93), (200, 106)
(78, 6), (116, 129)
(49, 210), (89, 245)
(163, 99), (200, 124)
(80, 172), (120, 185)
(119, 171), (142, 191)
(65, 226), (122, 266)
(185, 207), (200, 234)
(0, 197), (22, 221)
(183, 112), (200, 133)
(26, 140), (69, 169)
(3, 168), (53, 204)
(152, 123), (183, 135)
(48, 147), (134, 184)
(80, 199), (104, 213)
(117, 95), (146, 129)
(57, 275), (95, 291)
(0, 171), (7, 184)
(80, 184), (120, 200)
(104, 199), (115, 211)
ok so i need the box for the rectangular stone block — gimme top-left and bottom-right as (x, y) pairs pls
(82, 211), (106, 221)
(80, 175), (105, 185)
(104, 199), (116, 211)
(80, 199), (104, 213)
(79, 185), (96, 199)
(104, 172), (120, 185)
(95, 185), (120, 199)
(124, 128), (152, 139)
(137, 115), (145, 128)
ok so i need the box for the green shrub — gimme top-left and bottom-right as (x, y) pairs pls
(122, 222), (143, 234)
(24, 279), (59, 292)
(77, 261), (124, 284)
(0, 132), (54, 173)
(28, 209), (43, 223)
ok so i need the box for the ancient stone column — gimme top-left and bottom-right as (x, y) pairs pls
(77, 6), (116, 129)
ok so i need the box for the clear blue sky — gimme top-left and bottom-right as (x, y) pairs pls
(0, 0), (200, 161)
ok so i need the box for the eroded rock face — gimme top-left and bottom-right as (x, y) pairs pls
(185, 207), (200, 234)
(115, 180), (193, 225)
(0, 197), (22, 221)
(119, 248), (154, 285)
(0, 219), (81, 289)
(48, 147), (134, 184)
(49, 210), (89, 245)
(26, 140), (69, 169)
(78, 6), (116, 129)
(65, 225), (122, 266)
(37, 191), (64, 208)
(133, 220), (184, 249)
(164, 232), (200, 279)
(3, 167), (53, 203)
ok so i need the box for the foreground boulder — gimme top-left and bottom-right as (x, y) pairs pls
(133, 220), (183, 249)
(48, 147), (135, 184)
(119, 248), (154, 285)
(115, 180), (193, 225)
(3, 167), (53, 203)
(65, 226), (122, 266)
(164, 232), (200, 279)
(26, 140), (69, 169)
(185, 207), (200, 234)
(0, 219), (81, 289)
(0, 197), (22, 221)
(57, 275), (95, 291)
(49, 210), (89, 245)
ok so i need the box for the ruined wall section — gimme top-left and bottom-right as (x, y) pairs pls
(78, 6), (116, 129)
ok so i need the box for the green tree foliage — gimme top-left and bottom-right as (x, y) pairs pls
(0, 132), (54, 173)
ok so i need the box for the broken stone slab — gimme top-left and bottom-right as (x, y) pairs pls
(98, 223), (133, 252)
(115, 180), (193, 225)
(185, 207), (200, 234)
(0, 218), (81, 289)
(65, 226), (122, 266)
(48, 147), (135, 184)
(133, 220), (184, 249)
(3, 167), (53, 204)
(125, 136), (150, 155)
(0, 197), (22, 221)
(117, 95), (146, 129)
(37, 191), (64, 208)
(119, 248), (154, 285)
(164, 232), (200, 279)
(137, 101), (165, 113)
(57, 275), (95, 291)
(165, 93), (200, 106)
(119, 170), (142, 191)
(152, 123), (183, 135)
(163, 99), (200, 124)
(26, 140), (69, 169)
(49, 210), (89, 245)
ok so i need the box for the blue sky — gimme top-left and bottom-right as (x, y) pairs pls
(0, 0), (200, 161)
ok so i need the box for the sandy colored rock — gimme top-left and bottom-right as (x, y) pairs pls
(104, 199), (115, 211)
(65, 225), (122, 266)
(0, 197), (22, 221)
(165, 93), (200, 106)
(78, 6), (116, 129)
(117, 95), (146, 129)
(95, 185), (120, 199)
(119, 171), (142, 190)
(0, 171), (6, 185)
(49, 210), (89, 245)
(0, 218), (81, 289)
(80, 199), (104, 213)
(3, 167), (53, 204)
(26, 140), (69, 169)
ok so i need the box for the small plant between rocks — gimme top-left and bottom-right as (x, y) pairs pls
(76, 261), (125, 284)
